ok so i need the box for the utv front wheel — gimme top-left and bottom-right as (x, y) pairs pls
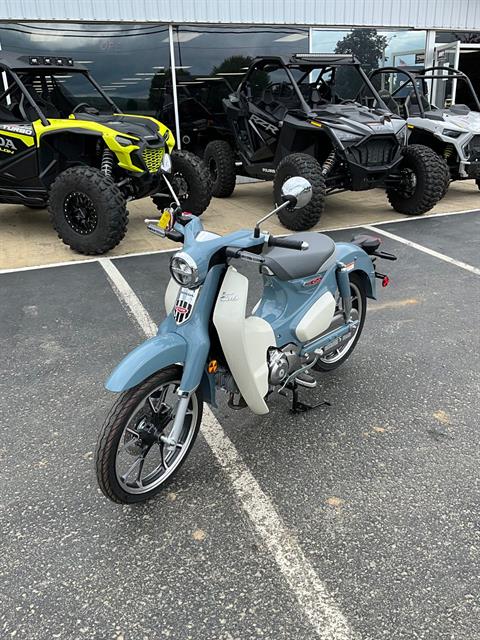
(204, 140), (236, 198)
(153, 150), (212, 215)
(273, 153), (326, 231)
(386, 144), (449, 215)
(48, 166), (128, 255)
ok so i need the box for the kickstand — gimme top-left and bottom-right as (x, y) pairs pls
(279, 381), (331, 415)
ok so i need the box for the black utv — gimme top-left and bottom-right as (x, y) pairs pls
(204, 54), (448, 231)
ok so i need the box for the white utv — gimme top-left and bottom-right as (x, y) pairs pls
(369, 66), (480, 193)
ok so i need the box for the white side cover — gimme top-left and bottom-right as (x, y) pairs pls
(164, 278), (181, 314)
(295, 291), (336, 342)
(213, 266), (275, 415)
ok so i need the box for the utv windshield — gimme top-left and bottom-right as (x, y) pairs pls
(15, 69), (113, 119)
(295, 65), (385, 110)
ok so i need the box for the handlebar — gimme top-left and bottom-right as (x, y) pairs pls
(267, 236), (309, 251)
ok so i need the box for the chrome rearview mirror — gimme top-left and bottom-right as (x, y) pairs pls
(281, 176), (312, 209)
(254, 176), (313, 237)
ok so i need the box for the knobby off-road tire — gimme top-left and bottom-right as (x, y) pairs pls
(386, 144), (449, 215)
(95, 367), (203, 504)
(273, 153), (326, 231)
(204, 140), (236, 198)
(48, 166), (128, 255)
(153, 150), (212, 215)
(314, 273), (367, 372)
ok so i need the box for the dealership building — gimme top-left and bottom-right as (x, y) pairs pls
(1, 0), (480, 147)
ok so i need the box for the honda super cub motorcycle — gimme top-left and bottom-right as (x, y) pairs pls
(95, 177), (396, 504)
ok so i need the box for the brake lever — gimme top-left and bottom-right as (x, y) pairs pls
(225, 248), (265, 264)
(373, 250), (397, 261)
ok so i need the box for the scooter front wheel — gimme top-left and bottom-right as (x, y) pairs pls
(95, 366), (203, 504)
(314, 274), (367, 372)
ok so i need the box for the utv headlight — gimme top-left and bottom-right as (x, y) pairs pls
(161, 152), (172, 173)
(333, 129), (362, 143)
(115, 135), (134, 146)
(444, 129), (462, 139)
(170, 253), (199, 288)
(395, 125), (407, 144)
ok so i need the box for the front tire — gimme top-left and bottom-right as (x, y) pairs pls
(273, 153), (326, 231)
(95, 366), (203, 504)
(386, 144), (449, 215)
(48, 166), (128, 255)
(204, 140), (236, 198)
(153, 150), (212, 215)
(314, 273), (367, 372)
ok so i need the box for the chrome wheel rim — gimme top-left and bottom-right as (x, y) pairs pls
(115, 380), (198, 494)
(319, 282), (362, 364)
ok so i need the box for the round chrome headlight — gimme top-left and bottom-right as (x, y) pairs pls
(169, 252), (199, 288)
(161, 152), (172, 173)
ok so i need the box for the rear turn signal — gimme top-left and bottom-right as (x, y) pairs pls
(375, 272), (390, 287)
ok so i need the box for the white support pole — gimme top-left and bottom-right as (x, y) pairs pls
(168, 24), (181, 150)
(424, 30), (436, 102)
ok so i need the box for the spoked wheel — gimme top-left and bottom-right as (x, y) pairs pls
(95, 366), (203, 504)
(314, 273), (367, 372)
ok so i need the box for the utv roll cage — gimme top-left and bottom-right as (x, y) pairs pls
(238, 53), (390, 115)
(0, 51), (121, 125)
(369, 65), (480, 117)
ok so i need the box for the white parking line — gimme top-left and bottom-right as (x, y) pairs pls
(98, 257), (355, 640)
(364, 225), (480, 275)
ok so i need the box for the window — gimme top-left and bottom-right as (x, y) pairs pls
(0, 22), (172, 116)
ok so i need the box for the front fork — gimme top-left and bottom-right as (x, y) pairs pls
(336, 263), (352, 323)
(161, 392), (191, 447)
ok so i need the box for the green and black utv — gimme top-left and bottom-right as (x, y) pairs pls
(0, 52), (211, 254)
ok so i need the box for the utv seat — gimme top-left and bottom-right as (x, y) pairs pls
(262, 232), (336, 281)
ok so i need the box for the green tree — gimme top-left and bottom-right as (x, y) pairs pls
(212, 55), (253, 76)
(334, 28), (388, 71)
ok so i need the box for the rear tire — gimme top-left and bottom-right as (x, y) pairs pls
(386, 144), (449, 215)
(273, 153), (326, 231)
(204, 140), (236, 198)
(153, 150), (212, 215)
(48, 166), (128, 255)
(314, 273), (367, 372)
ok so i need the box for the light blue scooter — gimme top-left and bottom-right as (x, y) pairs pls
(96, 177), (396, 503)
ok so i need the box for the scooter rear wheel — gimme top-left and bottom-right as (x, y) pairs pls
(314, 274), (366, 372)
(95, 366), (203, 504)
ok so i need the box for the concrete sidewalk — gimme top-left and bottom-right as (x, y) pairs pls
(0, 179), (478, 270)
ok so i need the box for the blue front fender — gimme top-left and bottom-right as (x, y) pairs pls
(106, 333), (187, 392)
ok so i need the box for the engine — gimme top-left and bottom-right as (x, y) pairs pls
(267, 344), (315, 386)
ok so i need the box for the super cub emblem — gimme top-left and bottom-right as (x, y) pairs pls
(173, 287), (199, 325)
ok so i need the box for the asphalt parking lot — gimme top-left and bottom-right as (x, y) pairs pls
(1, 210), (479, 640)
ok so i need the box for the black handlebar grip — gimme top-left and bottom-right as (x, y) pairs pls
(268, 236), (308, 251)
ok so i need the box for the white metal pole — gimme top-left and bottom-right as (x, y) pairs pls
(169, 24), (181, 150)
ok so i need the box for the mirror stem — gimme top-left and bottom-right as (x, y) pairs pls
(255, 200), (291, 236)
